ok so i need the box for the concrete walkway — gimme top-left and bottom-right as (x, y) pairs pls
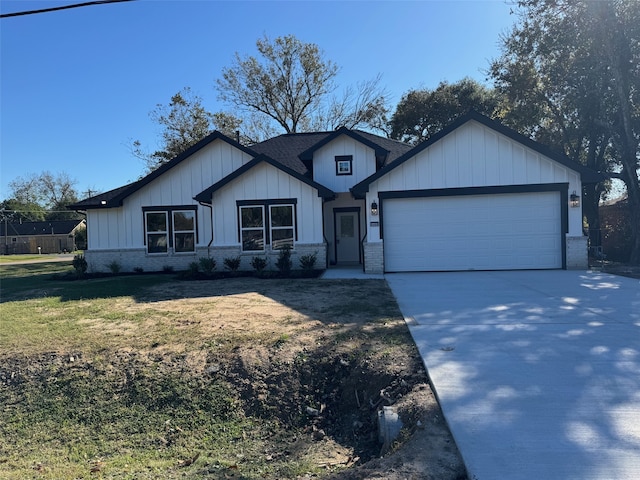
(386, 270), (640, 480)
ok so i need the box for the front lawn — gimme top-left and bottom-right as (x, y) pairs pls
(0, 264), (463, 479)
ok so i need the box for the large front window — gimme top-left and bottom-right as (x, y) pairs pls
(172, 210), (195, 253)
(238, 200), (296, 252)
(146, 211), (168, 253)
(240, 206), (265, 252)
(144, 206), (197, 254)
(270, 205), (294, 249)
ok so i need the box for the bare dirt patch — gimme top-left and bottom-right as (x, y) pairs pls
(1, 277), (466, 479)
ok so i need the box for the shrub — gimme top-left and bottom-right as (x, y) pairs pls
(299, 252), (317, 271)
(133, 266), (144, 274)
(275, 245), (292, 276)
(107, 260), (121, 274)
(250, 256), (268, 273)
(223, 256), (241, 272)
(72, 254), (87, 278)
(162, 265), (174, 273)
(199, 257), (216, 274)
(188, 262), (200, 275)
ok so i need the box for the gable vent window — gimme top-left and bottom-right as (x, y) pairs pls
(335, 155), (353, 176)
(144, 206), (197, 254)
(238, 199), (297, 252)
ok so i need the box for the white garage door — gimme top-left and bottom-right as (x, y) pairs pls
(383, 192), (562, 272)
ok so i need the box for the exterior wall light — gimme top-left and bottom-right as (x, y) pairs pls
(370, 201), (379, 216)
(570, 191), (580, 208)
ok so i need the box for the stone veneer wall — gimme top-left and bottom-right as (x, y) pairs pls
(565, 235), (588, 269)
(84, 243), (327, 274)
(363, 241), (384, 274)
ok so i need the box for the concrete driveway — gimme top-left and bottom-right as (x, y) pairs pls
(386, 270), (640, 480)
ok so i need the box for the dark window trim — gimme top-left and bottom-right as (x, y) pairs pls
(335, 155), (353, 176)
(142, 205), (198, 249)
(236, 199), (298, 247)
(377, 183), (568, 269)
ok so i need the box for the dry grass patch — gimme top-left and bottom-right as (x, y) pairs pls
(0, 271), (466, 480)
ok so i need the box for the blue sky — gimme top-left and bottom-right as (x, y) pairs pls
(1, 0), (517, 199)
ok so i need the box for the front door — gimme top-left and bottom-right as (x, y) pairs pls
(335, 210), (360, 264)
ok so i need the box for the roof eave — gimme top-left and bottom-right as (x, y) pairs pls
(194, 155), (335, 204)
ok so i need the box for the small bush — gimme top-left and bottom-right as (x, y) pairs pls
(223, 256), (241, 272)
(275, 245), (292, 276)
(299, 252), (317, 271)
(199, 257), (216, 274)
(133, 266), (144, 274)
(162, 265), (174, 273)
(72, 254), (87, 278)
(107, 260), (121, 274)
(250, 256), (268, 273)
(188, 262), (200, 275)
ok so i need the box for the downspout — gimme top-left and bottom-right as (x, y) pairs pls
(198, 201), (214, 257)
(361, 233), (367, 273)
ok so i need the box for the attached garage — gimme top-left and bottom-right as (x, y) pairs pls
(382, 189), (564, 272)
(351, 113), (602, 274)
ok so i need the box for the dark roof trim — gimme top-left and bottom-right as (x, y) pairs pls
(351, 111), (604, 197)
(298, 126), (389, 161)
(194, 154), (335, 203)
(68, 131), (258, 210)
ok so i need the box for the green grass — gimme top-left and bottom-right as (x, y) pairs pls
(0, 254), (76, 264)
(0, 266), (366, 479)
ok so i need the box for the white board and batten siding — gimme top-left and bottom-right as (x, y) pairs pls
(87, 140), (254, 250)
(312, 135), (377, 193)
(365, 120), (583, 272)
(212, 162), (324, 246)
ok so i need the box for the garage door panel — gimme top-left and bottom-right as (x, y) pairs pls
(383, 192), (562, 272)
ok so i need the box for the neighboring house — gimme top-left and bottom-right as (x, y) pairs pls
(69, 112), (601, 274)
(0, 219), (86, 255)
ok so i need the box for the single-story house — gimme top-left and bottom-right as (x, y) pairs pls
(69, 112), (601, 274)
(0, 219), (86, 255)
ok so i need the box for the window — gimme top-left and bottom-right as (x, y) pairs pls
(238, 200), (297, 252)
(145, 211), (168, 253)
(335, 155), (353, 176)
(172, 210), (195, 253)
(240, 206), (265, 252)
(144, 206), (197, 254)
(270, 205), (294, 249)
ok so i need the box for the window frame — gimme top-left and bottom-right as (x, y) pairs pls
(172, 209), (196, 254)
(237, 199), (298, 252)
(335, 155), (353, 176)
(142, 205), (198, 255)
(144, 210), (169, 254)
(269, 204), (295, 250)
(239, 205), (266, 252)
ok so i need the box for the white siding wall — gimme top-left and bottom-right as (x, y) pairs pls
(312, 136), (377, 192)
(367, 121), (584, 242)
(212, 162), (324, 246)
(87, 140), (253, 250)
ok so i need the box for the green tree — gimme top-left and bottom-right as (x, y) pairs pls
(0, 198), (46, 222)
(490, 0), (640, 264)
(216, 34), (389, 136)
(132, 87), (214, 173)
(6, 171), (81, 221)
(389, 78), (502, 145)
